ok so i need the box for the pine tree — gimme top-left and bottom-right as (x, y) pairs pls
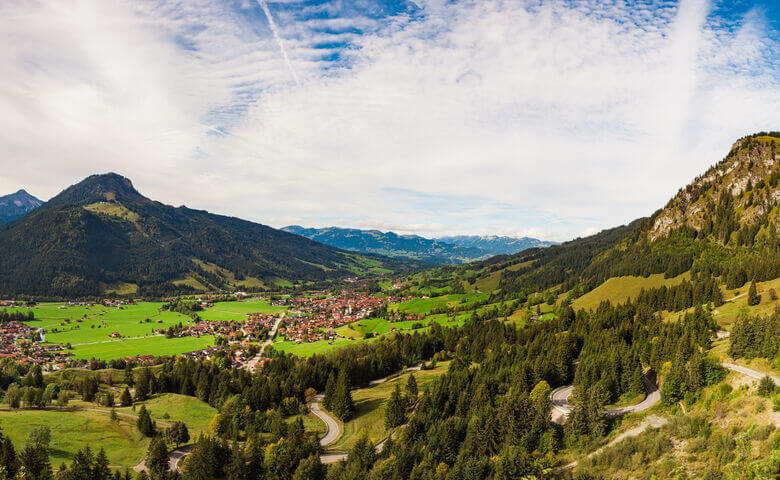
(384, 384), (406, 429)
(136, 406), (155, 437)
(330, 371), (355, 421)
(146, 436), (169, 478)
(747, 281), (761, 306)
(322, 372), (336, 411)
(93, 448), (111, 480)
(120, 388), (132, 407)
(405, 374), (418, 404)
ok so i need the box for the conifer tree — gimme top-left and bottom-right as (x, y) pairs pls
(330, 370), (354, 421)
(385, 384), (406, 429)
(322, 372), (336, 411)
(120, 388), (132, 407)
(136, 406), (155, 437)
(146, 436), (169, 478)
(405, 374), (418, 404)
(747, 280), (761, 306)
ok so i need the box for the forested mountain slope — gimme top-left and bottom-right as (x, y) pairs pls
(430, 133), (780, 302)
(0, 174), (419, 297)
(282, 226), (491, 263)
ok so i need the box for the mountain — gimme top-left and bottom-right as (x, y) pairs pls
(281, 226), (490, 264)
(436, 132), (780, 300)
(0, 173), (421, 297)
(0, 189), (43, 223)
(436, 235), (556, 255)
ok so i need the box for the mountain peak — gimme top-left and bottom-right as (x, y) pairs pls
(0, 189), (43, 223)
(45, 173), (146, 208)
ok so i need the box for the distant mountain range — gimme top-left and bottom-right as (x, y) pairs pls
(0, 174), (422, 297)
(281, 226), (556, 263)
(0, 189), (43, 223)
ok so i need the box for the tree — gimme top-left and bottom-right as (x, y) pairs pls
(758, 376), (776, 397)
(329, 371), (354, 421)
(747, 281), (761, 306)
(385, 384), (406, 429)
(56, 391), (70, 408)
(136, 406), (155, 437)
(26, 426), (50, 451)
(322, 373), (336, 411)
(120, 388), (132, 407)
(19, 443), (51, 480)
(93, 448), (111, 480)
(292, 454), (324, 480)
(145, 436), (169, 479)
(102, 392), (115, 407)
(405, 374), (418, 404)
(166, 422), (190, 448)
(5, 384), (22, 409)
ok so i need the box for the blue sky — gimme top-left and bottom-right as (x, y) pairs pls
(0, 0), (778, 241)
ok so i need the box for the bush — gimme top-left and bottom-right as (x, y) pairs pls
(758, 376), (776, 397)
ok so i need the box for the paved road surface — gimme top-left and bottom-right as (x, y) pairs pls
(550, 371), (660, 424)
(553, 415), (668, 473)
(245, 314), (285, 372)
(310, 394), (340, 447)
(721, 362), (780, 386)
(314, 364), (422, 464)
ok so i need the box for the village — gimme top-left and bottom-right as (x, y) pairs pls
(0, 291), (422, 368)
(275, 292), (416, 345)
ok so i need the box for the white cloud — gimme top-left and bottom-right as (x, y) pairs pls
(0, 0), (778, 243)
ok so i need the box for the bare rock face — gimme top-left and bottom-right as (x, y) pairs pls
(649, 134), (780, 242)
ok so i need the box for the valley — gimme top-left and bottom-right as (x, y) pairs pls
(0, 133), (777, 480)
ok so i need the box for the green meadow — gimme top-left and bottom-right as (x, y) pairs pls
(70, 335), (215, 360)
(199, 300), (287, 321)
(116, 393), (217, 438)
(0, 408), (148, 468)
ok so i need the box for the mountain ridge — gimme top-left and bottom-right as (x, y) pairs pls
(282, 225), (554, 263)
(0, 173), (421, 297)
(0, 189), (43, 223)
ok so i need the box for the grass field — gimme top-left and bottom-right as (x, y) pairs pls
(571, 273), (690, 311)
(7, 302), (193, 345)
(390, 293), (489, 315)
(69, 335), (215, 360)
(274, 315), (465, 359)
(199, 300), (287, 321)
(327, 361), (451, 452)
(0, 408), (148, 468)
(116, 393), (216, 438)
(2, 301), (289, 360)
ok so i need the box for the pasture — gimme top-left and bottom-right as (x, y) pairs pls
(0, 408), (148, 468)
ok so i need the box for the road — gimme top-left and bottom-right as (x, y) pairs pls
(551, 371), (660, 425)
(551, 360), (777, 474)
(553, 414), (669, 473)
(721, 362), (780, 386)
(245, 313), (285, 372)
(310, 394), (340, 447)
(312, 364), (423, 464)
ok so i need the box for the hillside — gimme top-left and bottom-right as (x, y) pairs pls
(0, 174), (420, 297)
(282, 226), (553, 263)
(0, 189), (42, 223)
(419, 133), (780, 303)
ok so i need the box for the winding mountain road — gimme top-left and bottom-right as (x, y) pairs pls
(551, 370), (660, 425)
(312, 364), (423, 464)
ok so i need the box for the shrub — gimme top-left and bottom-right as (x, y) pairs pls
(758, 376), (776, 397)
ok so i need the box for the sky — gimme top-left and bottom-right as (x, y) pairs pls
(0, 0), (778, 242)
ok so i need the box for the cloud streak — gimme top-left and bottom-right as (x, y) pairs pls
(256, 0), (300, 86)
